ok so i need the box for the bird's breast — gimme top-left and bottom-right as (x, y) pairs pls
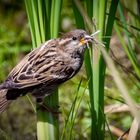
(70, 53), (83, 72)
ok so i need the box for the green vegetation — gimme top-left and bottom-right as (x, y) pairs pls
(24, 0), (62, 140)
(0, 0), (140, 140)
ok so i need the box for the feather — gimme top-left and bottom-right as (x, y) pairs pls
(0, 29), (93, 113)
(2, 38), (76, 90)
(0, 89), (11, 113)
(1, 29), (88, 99)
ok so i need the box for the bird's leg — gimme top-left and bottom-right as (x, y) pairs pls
(36, 98), (61, 115)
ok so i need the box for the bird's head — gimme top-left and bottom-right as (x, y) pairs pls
(59, 29), (93, 53)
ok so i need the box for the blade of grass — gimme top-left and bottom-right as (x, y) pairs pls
(24, 0), (62, 140)
(69, 80), (89, 140)
(72, 0), (85, 29)
(26, 95), (36, 113)
(37, 0), (45, 42)
(98, 41), (140, 122)
(37, 0), (62, 139)
(91, 0), (107, 139)
(118, 3), (138, 64)
(114, 22), (139, 73)
(73, 0), (119, 139)
(61, 79), (89, 140)
(24, 0), (36, 47)
(60, 79), (83, 140)
(44, 0), (51, 40)
(114, 2), (140, 78)
(104, 0), (119, 50)
(40, 1), (62, 140)
(72, 1), (96, 139)
(50, 0), (62, 38)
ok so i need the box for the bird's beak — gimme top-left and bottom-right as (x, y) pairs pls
(80, 35), (93, 45)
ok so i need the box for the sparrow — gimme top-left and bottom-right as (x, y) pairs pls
(0, 29), (93, 113)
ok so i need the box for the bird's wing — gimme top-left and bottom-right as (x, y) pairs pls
(4, 40), (75, 89)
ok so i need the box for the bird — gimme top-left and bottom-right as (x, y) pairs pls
(0, 29), (93, 113)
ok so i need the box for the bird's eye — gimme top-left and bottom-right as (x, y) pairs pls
(72, 36), (77, 40)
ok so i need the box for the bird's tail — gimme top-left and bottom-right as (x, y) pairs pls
(0, 89), (11, 113)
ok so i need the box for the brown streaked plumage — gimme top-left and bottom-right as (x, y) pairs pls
(0, 29), (93, 113)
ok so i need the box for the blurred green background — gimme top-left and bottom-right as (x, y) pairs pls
(0, 0), (140, 140)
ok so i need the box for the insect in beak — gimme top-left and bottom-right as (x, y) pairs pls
(84, 35), (93, 43)
(80, 35), (93, 45)
(79, 30), (101, 47)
